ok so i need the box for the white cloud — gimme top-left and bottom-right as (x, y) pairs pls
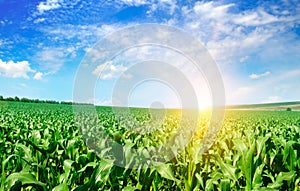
(158, 0), (178, 15)
(92, 61), (127, 80)
(145, 0), (179, 16)
(33, 72), (43, 80)
(33, 18), (46, 24)
(0, 59), (35, 79)
(239, 56), (249, 63)
(193, 1), (234, 21)
(41, 24), (121, 50)
(181, 1), (300, 67)
(233, 10), (279, 26)
(147, 4), (158, 15)
(121, 73), (133, 79)
(34, 47), (73, 74)
(120, 0), (148, 6)
(249, 71), (271, 79)
(37, 0), (63, 14)
(205, 27), (274, 65)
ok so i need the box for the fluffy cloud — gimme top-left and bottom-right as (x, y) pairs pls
(0, 59), (35, 79)
(33, 72), (43, 80)
(37, 0), (63, 14)
(193, 1), (234, 21)
(249, 71), (271, 79)
(92, 61), (127, 80)
(182, 1), (300, 67)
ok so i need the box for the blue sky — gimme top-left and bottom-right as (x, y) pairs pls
(0, 0), (299, 107)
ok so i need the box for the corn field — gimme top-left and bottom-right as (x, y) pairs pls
(1, 101), (300, 190)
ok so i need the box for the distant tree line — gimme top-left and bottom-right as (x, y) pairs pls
(0, 95), (91, 105)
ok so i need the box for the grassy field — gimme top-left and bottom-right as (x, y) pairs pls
(1, 101), (300, 190)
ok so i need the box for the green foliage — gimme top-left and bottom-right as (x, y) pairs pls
(14, 96), (20, 102)
(1, 95), (60, 104)
(1, 102), (300, 190)
(20, 97), (30, 102)
(5, 97), (14, 101)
